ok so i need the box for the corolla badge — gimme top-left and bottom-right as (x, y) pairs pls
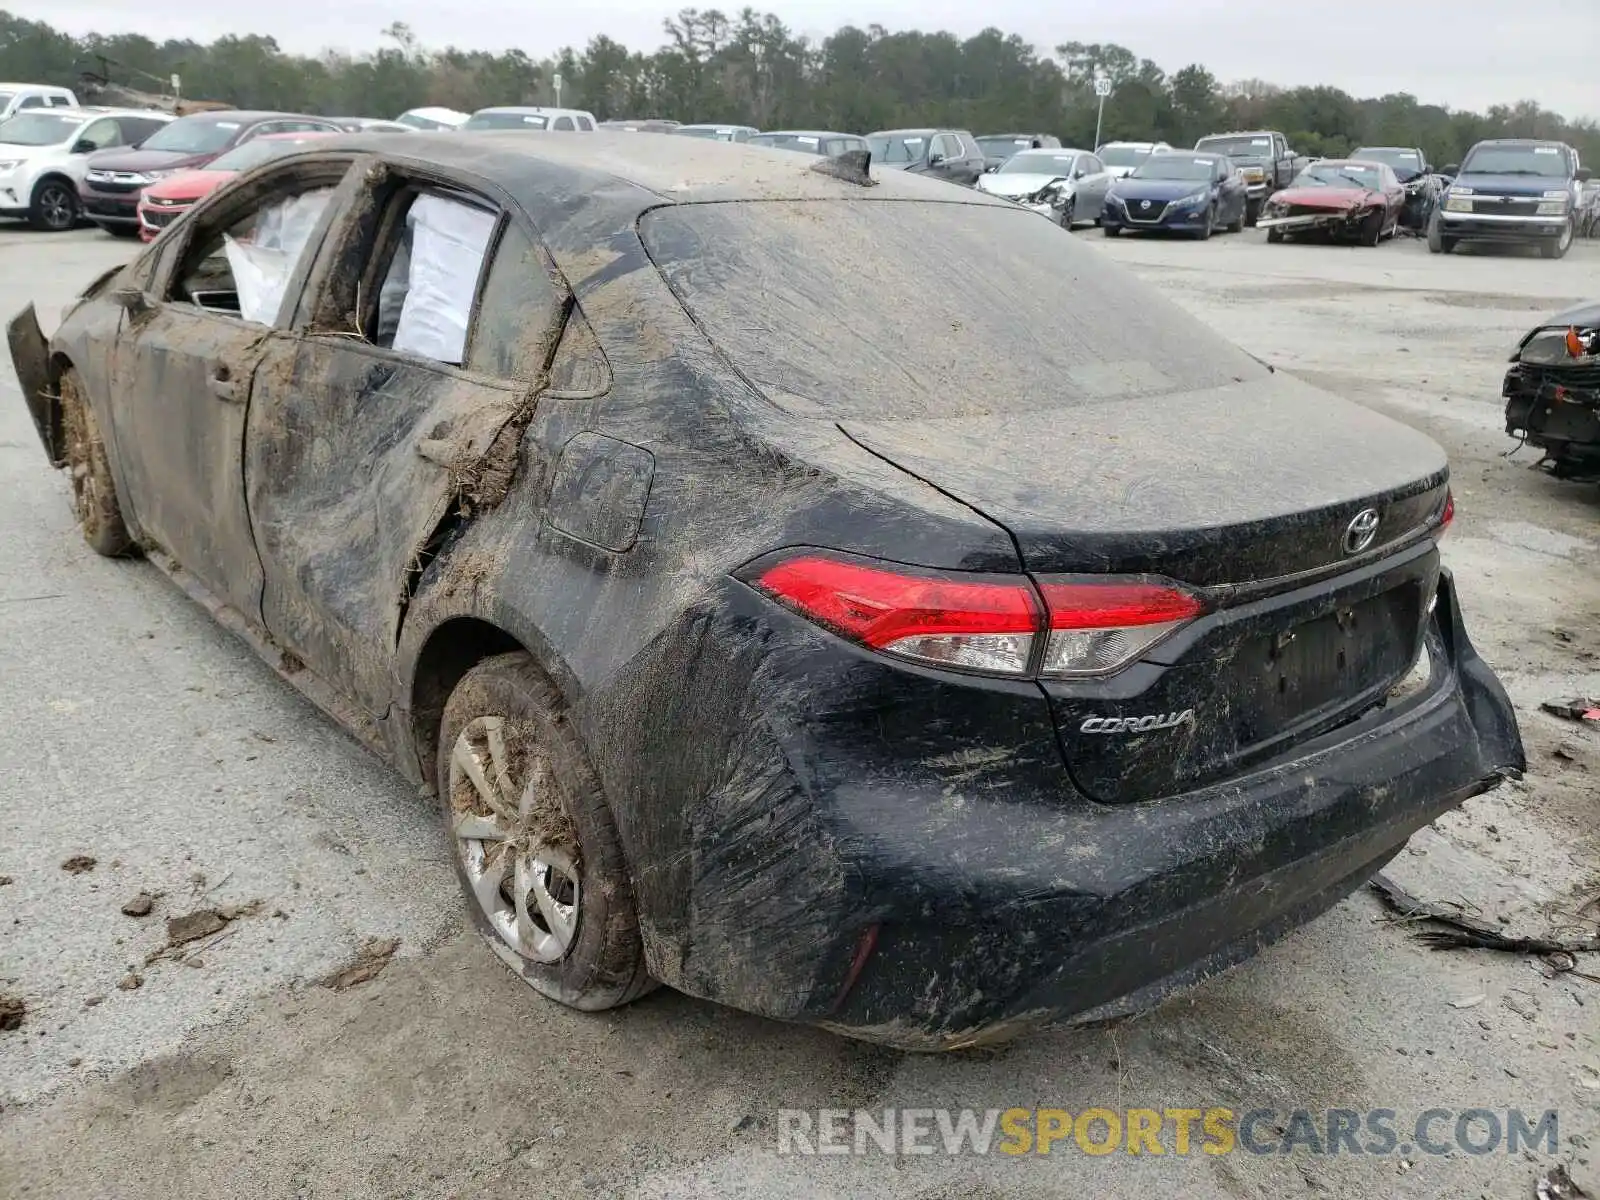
(1343, 508), (1380, 555)
(1080, 709), (1195, 734)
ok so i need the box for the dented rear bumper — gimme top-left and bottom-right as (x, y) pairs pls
(5, 304), (64, 466)
(662, 569), (1521, 1050)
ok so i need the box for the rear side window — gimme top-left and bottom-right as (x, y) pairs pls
(641, 201), (1267, 420)
(553, 116), (575, 131)
(577, 115), (594, 131)
(467, 221), (563, 378)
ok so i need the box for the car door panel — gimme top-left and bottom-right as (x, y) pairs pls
(246, 338), (534, 715)
(110, 309), (274, 614)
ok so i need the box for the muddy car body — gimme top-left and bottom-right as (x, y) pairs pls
(1258, 159), (1405, 245)
(1503, 301), (1600, 481)
(7, 132), (1523, 1050)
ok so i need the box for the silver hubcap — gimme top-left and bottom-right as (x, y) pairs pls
(448, 716), (580, 964)
(40, 186), (72, 228)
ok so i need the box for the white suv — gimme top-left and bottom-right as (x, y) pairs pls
(0, 84), (79, 121)
(0, 107), (174, 230)
(1096, 140), (1174, 178)
(461, 106), (597, 132)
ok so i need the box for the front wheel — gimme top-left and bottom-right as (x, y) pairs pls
(59, 369), (136, 557)
(1360, 208), (1384, 247)
(1227, 205), (1245, 233)
(1266, 227), (1284, 244)
(1102, 224), (1119, 237)
(1426, 213), (1455, 254)
(1540, 219), (1574, 259)
(101, 224), (141, 239)
(1245, 198), (1261, 227)
(437, 652), (653, 1012)
(28, 179), (78, 232)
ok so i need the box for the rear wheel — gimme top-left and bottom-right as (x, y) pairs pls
(1227, 205), (1245, 233)
(59, 369), (136, 557)
(437, 652), (653, 1011)
(28, 178), (78, 232)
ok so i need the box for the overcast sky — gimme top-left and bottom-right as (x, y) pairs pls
(17, 0), (1599, 119)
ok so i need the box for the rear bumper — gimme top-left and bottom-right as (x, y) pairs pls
(636, 569), (1522, 1049)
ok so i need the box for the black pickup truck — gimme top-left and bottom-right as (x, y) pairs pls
(1194, 130), (1306, 224)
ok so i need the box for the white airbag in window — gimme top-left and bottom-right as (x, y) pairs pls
(223, 187), (335, 325)
(392, 193), (497, 364)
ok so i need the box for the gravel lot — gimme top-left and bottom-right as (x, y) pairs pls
(1, 222), (1597, 1199)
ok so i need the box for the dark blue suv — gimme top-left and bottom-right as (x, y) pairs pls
(1430, 138), (1590, 259)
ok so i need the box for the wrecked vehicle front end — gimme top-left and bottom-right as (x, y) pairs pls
(1258, 193), (1383, 242)
(1504, 308), (1600, 481)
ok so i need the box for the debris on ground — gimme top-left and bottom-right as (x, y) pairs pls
(116, 972), (143, 991)
(59, 855), (96, 875)
(165, 910), (228, 947)
(0, 994), (25, 1031)
(0, 875), (12, 886)
(1449, 993), (1486, 1008)
(120, 892), (155, 917)
(1541, 698), (1600, 722)
(1536, 1163), (1590, 1200)
(1370, 874), (1600, 955)
(320, 938), (400, 991)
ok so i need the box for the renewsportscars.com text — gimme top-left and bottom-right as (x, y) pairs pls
(776, 1107), (1560, 1157)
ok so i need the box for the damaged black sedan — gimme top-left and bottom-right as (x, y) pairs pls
(1504, 300), (1600, 482)
(6, 133), (1523, 1050)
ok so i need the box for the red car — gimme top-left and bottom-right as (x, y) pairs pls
(1257, 159), (1406, 245)
(136, 131), (340, 241)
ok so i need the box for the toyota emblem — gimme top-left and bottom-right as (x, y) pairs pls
(1343, 508), (1380, 555)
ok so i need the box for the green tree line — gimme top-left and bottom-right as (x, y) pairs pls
(3, 7), (1596, 168)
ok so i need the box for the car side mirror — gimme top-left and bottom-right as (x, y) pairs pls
(928, 153), (945, 167)
(1442, 163), (1459, 176)
(1579, 168), (1594, 183)
(110, 287), (151, 317)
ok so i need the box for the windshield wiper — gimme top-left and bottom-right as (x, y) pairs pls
(1487, 168), (1546, 176)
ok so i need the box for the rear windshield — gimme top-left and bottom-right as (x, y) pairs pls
(1459, 144), (1570, 178)
(641, 201), (1267, 420)
(141, 118), (241, 154)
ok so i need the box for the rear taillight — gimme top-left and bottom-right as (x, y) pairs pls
(1438, 489), (1454, 537)
(750, 553), (1204, 679)
(1038, 581), (1205, 676)
(753, 555), (1040, 675)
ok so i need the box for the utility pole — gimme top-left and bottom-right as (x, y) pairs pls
(1093, 73), (1111, 150)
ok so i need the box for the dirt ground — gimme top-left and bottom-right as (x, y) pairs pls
(0, 222), (1596, 1200)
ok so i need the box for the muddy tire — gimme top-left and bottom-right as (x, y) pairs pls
(59, 370), (136, 557)
(437, 652), (653, 1012)
(28, 177), (78, 232)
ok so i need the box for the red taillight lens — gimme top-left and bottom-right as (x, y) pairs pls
(1037, 581), (1204, 676)
(755, 555), (1041, 675)
(1439, 489), (1454, 536)
(752, 554), (1207, 679)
